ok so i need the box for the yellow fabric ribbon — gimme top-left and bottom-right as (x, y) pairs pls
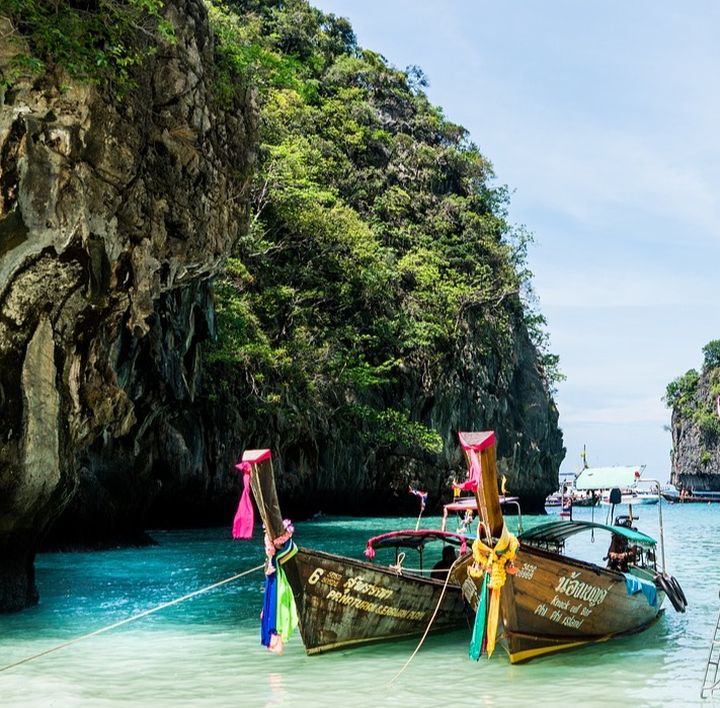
(468, 524), (519, 657)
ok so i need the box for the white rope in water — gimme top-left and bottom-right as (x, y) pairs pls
(387, 555), (464, 686)
(0, 562), (265, 674)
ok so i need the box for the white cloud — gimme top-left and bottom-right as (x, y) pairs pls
(501, 127), (720, 242)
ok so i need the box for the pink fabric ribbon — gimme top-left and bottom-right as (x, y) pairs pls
(468, 450), (481, 486)
(453, 480), (478, 492)
(232, 461), (254, 539)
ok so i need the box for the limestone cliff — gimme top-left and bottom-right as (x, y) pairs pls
(0, 1), (256, 610)
(668, 362), (720, 491)
(198, 310), (563, 522)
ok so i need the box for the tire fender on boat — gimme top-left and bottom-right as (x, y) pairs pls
(669, 575), (688, 608)
(655, 573), (687, 613)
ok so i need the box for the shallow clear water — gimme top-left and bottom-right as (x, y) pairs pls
(0, 504), (715, 707)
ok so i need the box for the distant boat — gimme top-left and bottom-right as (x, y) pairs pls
(566, 464), (659, 506)
(544, 491), (563, 507)
(662, 489), (720, 504)
(600, 490), (659, 506)
(544, 488), (598, 509)
(545, 453), (600, 509)
(571, 491), (600, 507)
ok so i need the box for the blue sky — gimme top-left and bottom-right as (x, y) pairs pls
(311, 0), (720, 481)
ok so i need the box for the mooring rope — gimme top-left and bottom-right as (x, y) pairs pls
(0, 563), (265, 674)
(387, 555), (464, 685)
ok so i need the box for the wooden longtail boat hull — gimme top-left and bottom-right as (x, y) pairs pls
(284, 548), (469, 654)
(243, 448), (469, 655)
(497, 546), (664, 663)
(455, 431), (668, 664)
(455, 543), (664, 664)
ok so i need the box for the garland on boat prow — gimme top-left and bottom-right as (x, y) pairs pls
(454, 431), (687, 663)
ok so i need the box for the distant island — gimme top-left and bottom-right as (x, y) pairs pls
(665, 339), (720, 491)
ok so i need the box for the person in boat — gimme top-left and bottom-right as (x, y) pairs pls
(431, 545), (458, 580)
(605, 522), (639, 572)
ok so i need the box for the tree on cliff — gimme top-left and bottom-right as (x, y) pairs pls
(703, 340), (720, 372)
(1, 0), (176, 93)
(203, 0), (563, 506)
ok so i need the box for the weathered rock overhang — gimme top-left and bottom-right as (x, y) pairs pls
(0, 1), (256, 611)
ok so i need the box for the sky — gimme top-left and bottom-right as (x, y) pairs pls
(311, 0), (720, 481)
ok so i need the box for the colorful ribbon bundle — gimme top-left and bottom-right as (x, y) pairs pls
(232, 461), (254, 539)
(260, 520), (299, 654)
(468, 524), (519, 659)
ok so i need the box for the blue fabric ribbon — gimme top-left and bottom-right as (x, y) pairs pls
(260, 538), (299, 647)
(623, 573), (658, 607)
(260, 572), (278, 647)
(469, 572), (489, 660)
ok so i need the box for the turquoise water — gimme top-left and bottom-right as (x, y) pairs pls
(0, 504), (716, 707)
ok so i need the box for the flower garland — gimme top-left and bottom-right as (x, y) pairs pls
(468, 524), (519, 659)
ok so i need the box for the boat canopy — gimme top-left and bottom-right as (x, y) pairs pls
(518, 519), (656, 547)
(442, 495), (519, 513)
(365, 530), (470, 553)
(574, 465), (643, 490)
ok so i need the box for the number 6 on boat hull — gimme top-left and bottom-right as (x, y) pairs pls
(242, 448), (471, 655)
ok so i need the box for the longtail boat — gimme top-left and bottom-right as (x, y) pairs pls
(240, 448), (470, 655)
(453, 431), (687, 664)
(662, 489), (720, 504)
(576, 464), (659, 506)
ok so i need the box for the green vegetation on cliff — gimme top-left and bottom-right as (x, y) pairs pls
(666, 339), (720, 439)
(0, 0), (175, 92)
(204, 0), (560, 455)
(666, 340), (720, 485)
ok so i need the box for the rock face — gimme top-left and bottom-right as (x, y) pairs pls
(669, 372), (720, 491)
(0, 2), (256, 610)
(199, 313), (563, 521)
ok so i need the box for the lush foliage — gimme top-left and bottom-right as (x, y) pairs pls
(1, 0), (175, 92)
(206, 0), (558, 453)
(703, 339), (720, 372)
(3, 0), (559, 458)
(665, 368), (700, 411)
(666, 341), (720, 440)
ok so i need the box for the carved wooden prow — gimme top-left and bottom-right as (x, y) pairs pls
(459, 431), (504, 539)
(243, 449), (285, 540)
